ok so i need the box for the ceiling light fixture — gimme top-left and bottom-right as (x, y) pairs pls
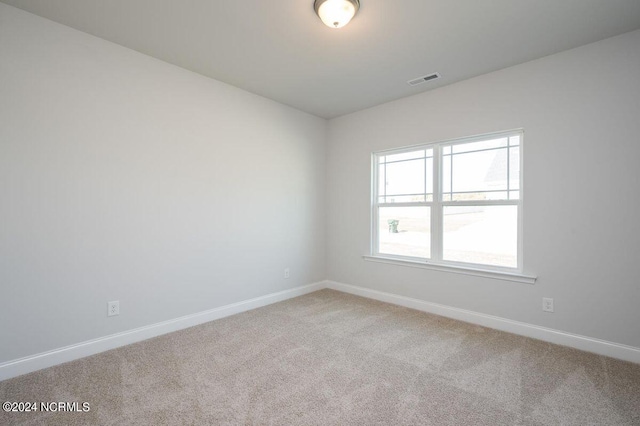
(314, 0), (360, 29)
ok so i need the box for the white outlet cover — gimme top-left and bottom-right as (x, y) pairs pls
(108, 301), (120, 316)
(542, 298), (554, 313)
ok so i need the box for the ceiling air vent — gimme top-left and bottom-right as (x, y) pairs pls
(407, 72), (441, 87)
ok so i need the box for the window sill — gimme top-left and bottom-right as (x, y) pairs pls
(362, 255), (537, 284)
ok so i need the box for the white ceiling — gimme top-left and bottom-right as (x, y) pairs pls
(3, 0), (640, 118)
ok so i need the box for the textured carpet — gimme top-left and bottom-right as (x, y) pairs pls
(1, 289), (639, 425)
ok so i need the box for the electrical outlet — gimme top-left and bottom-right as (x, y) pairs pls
(108, 300), (120, 317)
(284, 268), (290, 279)
(542, 298), (554, 313)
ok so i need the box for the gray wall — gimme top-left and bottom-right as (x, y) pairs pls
(0, 4), (326, 362)
(326, 30), (640, 348)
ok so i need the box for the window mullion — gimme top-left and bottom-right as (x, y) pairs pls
(432, 145), (443, 262)
(507, 142), (511, 199)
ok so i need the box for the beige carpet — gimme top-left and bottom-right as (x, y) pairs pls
(1, 289), (639, 425)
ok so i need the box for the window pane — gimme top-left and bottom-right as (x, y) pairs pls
(385, 150), (425, 163)
(381, 194), (430, 203)
(426, 157), (433, 196)
(384, 158), (425, 196)
(451, 147), (509, 198)
(509, 146), (520, 190)
(442, 154), (451, 194)
(378, 165), (385, 199)
(443, 205), (517, 268)
(379, 207), (430, 258)
(451, 191), (508, 201)
(451, 137), (507, 154)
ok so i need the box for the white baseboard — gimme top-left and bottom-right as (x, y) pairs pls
(3, 279), (638, 381)
(0, 281), (326, 381)
(326, 280), (640, 364)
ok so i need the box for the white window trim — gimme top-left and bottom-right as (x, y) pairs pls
(370, 129), (535, 283)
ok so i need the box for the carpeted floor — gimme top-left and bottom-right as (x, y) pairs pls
(1, 289), (639, 425)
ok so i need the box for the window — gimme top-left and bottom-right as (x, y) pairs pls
(372, 130), (523, 272)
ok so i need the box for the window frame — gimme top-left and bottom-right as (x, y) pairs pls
(371, 129), (526, 276)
